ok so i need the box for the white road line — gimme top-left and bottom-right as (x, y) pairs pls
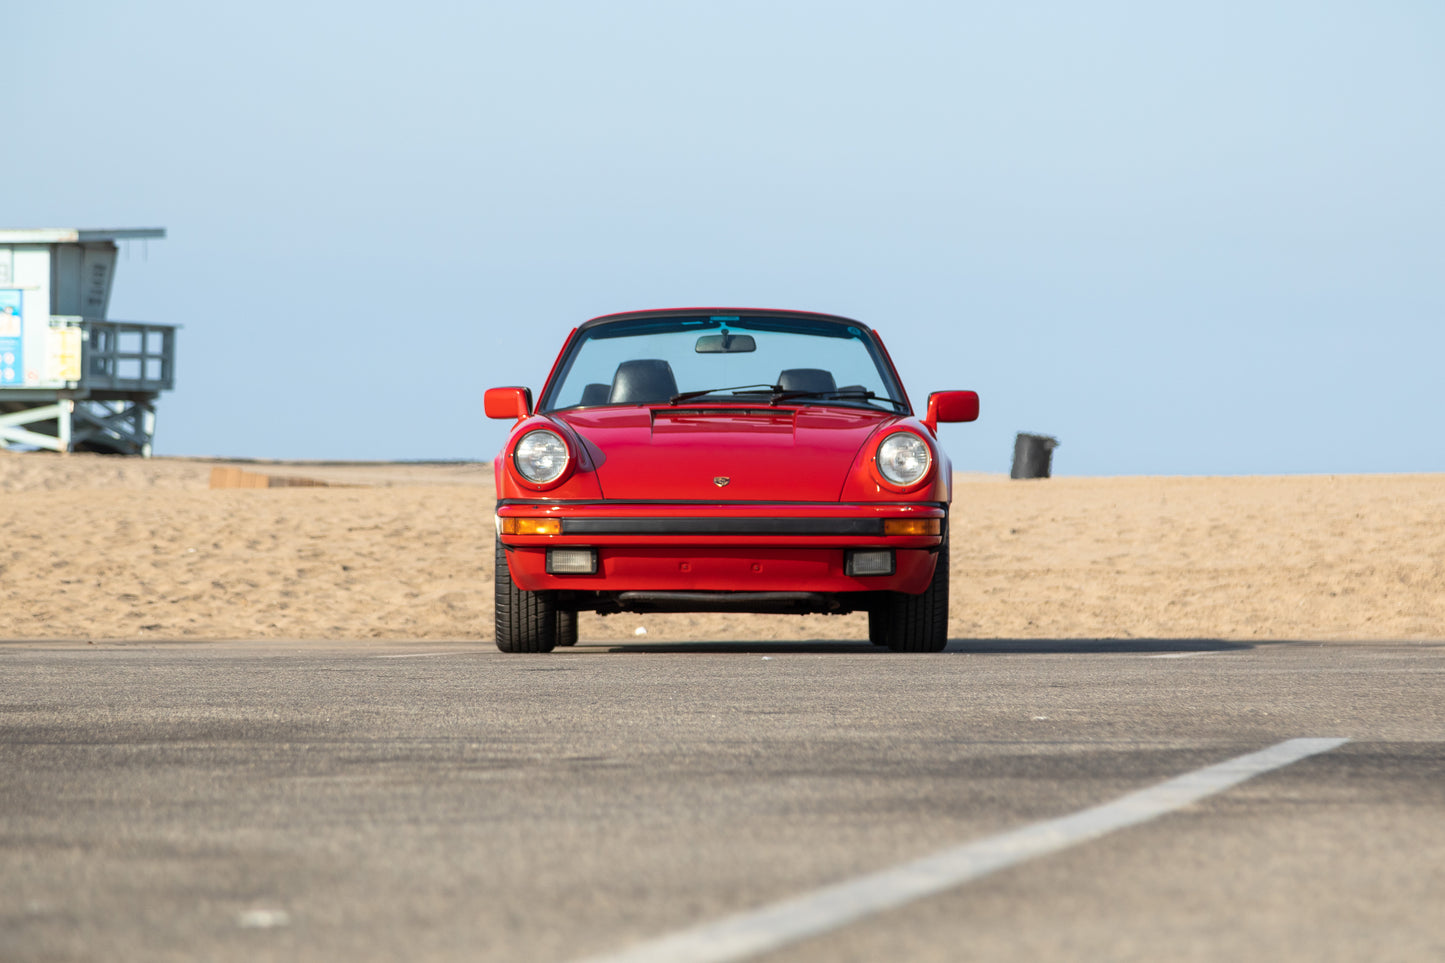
(1147, 651), (1219, 659)
(574, 737), (1348, 963)
(372, 652), (455, 659)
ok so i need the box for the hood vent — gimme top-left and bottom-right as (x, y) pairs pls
(657, 408), (784, 417)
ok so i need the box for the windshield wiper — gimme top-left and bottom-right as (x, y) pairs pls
(668, 384), (780, 405)
(768, 387), (908, 411)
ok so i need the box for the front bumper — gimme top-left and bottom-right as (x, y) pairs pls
(495, 502), (946, 595)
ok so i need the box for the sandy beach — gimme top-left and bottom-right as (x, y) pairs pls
(2, 450), (1441, 644)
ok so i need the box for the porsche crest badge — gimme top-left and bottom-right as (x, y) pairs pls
(713, 476), (730, 487)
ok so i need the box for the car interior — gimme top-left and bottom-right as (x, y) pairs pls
(572, 363), (856, 407)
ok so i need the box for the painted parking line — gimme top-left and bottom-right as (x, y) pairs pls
(575, 737), (1348, 963)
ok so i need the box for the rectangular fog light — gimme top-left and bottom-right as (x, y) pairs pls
(845, 549), (895, 577)
(546, 548), (597, 575)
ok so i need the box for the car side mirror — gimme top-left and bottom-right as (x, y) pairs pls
(923, 390), (979, 432)
(485, 386), (533, 420)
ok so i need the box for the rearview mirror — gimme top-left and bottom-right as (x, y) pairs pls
(695, 332), (757, 353)
(923, 390), (979, 431)
(484, 386), (533, 420)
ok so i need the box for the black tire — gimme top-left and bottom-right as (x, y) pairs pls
(879, 539), (950, 652)
(556, 609), (579, 647)
(867, 604), (888, 646)
(494, 539), (557, 653)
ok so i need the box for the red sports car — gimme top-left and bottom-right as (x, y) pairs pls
(485, 308), (979, 652)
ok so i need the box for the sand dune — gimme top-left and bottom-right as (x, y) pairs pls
(2, 450), (1441, 644)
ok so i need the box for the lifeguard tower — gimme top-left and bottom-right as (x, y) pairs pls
(0, 228), (175, 456)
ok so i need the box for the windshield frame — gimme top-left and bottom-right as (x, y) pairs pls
(536, 309), (911, 415)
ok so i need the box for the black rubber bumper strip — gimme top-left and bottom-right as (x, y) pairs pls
(560, 517), (885, 536)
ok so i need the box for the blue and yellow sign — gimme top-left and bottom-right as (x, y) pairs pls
(0, 290), (22, 386)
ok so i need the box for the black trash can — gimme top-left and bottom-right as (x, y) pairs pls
(1011, 433), (1059, 479)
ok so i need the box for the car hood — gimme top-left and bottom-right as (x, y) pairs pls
(555, 406), (893, 501)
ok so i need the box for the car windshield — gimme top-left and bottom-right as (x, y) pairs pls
(539, 314), (907, 413)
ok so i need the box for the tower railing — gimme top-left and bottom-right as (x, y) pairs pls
(79, 319), (176, 391)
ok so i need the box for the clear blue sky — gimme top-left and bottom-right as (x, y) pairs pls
(8, 1), (1442, 475)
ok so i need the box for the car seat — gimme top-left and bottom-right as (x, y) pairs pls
(776, 368), (837, 394)
(609, 360), (679, 404)
(579, 383), (610, 406)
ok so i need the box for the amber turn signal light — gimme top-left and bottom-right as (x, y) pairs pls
(882, 518), (941, 536)
(501, 517), (561, 536)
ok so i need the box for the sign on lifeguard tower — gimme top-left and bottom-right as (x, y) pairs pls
(0, 228), (174, 456)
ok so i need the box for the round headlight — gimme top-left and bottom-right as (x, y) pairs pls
(514, 429), (569, 484)
(876, 432), (931, 486)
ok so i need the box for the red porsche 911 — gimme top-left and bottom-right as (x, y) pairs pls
(485, 308), (979, 653)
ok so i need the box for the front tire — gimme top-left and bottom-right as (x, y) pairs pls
(494, 540), (557, 653)
(556, 609), (578, 647)
(878, 539), (950, 653)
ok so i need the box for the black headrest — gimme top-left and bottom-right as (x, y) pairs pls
(777, 368), (836, 394)
(609, 360), (679, 404)
(579, 383), (610, 406)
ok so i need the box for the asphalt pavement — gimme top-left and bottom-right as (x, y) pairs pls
(2, 636), (1442, 962)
